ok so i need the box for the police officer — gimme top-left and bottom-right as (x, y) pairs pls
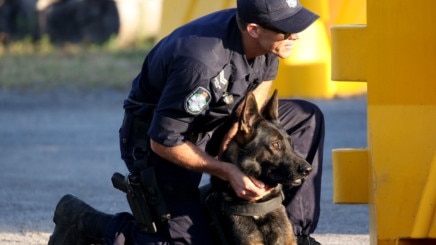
(48, 0), (324, 244)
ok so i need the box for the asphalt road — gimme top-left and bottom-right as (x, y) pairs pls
(0, 89), (369, 244)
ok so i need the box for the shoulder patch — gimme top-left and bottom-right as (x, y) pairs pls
(185, 87), (211, 115)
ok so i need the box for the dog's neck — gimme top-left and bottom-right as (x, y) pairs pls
(212, 190), (285, 217)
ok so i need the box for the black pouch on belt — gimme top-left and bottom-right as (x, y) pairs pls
(132, 118), (151, 170)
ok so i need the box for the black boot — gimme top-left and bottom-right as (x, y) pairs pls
(296, 235), (321, 245)
(48, 194), (113, 245)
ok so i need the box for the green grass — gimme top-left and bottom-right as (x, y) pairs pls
(0, 38), (152, 91)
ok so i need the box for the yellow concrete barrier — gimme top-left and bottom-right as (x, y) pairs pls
(412, 151), (436, 238)
(330, 25), (366, 82)
(332, 148), (369, 204)
(158, 0), (235, 41)
(331, 0), (436, 244)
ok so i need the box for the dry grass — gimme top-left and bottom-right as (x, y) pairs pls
(0, 39), (151, 91)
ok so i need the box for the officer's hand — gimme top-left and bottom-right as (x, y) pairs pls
(226, 164), (273, 201)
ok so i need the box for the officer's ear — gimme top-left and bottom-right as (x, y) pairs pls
(246, 23), (261, 38)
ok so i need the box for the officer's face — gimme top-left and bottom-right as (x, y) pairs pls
(257, 26), (299, 59)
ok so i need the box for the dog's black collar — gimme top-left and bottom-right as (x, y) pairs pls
(218, 191), (284, 216)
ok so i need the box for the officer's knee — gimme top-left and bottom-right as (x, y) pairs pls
(278, 99), (324, 127)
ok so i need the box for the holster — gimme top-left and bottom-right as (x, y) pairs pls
(112, 170), (171, 234)
(112, 116), (171, 234)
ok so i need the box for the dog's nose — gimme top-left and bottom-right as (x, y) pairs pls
(298, 164), (312, 176)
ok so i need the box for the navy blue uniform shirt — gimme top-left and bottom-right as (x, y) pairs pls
(124, 8), (279, 147)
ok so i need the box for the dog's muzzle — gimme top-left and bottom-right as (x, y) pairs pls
(299, 164), (312, 177)
(291, 164), (312, 186)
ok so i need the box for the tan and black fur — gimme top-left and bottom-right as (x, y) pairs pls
(208, 90), (312, 245)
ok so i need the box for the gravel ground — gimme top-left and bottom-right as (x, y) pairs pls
(0, 89), (369, 244)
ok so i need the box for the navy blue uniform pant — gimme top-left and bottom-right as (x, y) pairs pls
(105, 99), (324, 244)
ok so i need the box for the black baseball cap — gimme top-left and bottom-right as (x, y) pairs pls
(237, 0), (319, 34)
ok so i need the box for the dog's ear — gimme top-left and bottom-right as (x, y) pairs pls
(236, 92), (261, 143)
(261, 89), (279, 123)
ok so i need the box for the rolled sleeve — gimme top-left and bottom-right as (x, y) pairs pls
(148, 111), (191, 147)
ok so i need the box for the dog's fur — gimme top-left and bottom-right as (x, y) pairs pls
(207, 90), (313, 245)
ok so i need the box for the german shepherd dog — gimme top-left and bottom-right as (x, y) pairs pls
(205, 90), (313, 245)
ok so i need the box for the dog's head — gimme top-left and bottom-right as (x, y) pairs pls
(224, 90), (312, 188)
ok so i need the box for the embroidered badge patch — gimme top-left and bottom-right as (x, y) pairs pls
(185, 87), (211, 115)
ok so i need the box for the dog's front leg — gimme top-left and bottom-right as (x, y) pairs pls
(231, 216), (264, 245)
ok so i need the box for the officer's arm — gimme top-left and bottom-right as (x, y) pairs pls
(150, 139), (270, 201)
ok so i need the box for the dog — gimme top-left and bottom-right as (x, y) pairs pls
(205, 90), (313, 245)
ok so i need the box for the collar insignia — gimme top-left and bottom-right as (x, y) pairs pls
(212, 69), (228, 90)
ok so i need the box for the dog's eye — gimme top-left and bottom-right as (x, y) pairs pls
(272, 141), (281, 150)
